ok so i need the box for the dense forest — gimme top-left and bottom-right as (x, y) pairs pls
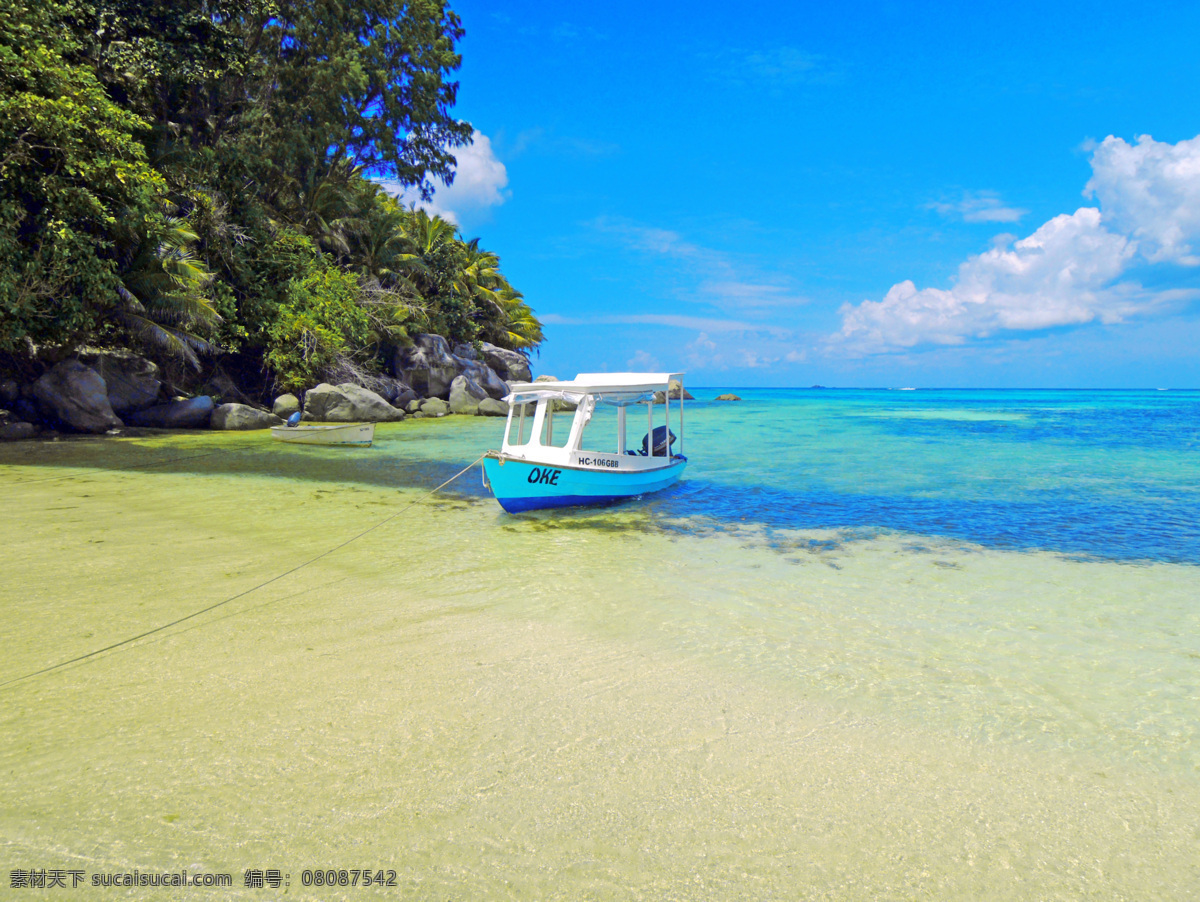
(0, 0), (541, 395)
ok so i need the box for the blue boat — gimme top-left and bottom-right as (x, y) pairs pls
(482, 373), (688, 513)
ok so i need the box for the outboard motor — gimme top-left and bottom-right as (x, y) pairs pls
(286, 411), (302, 428)
(641, 425), (676, 456)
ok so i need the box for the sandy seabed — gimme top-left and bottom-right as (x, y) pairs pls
(2, 428), (1198, 900)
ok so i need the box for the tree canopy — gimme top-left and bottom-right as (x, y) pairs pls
(0, 0), (540, 390)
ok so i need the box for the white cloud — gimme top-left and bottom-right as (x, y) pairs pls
(588, 217), (807, 312)
(590, 218), (703, 258)
(685, 332), (720, 369)
(1085, 134), (1200, 264)
(699, 280), (810, 308)
(541, 312), (785, 334)
(376, 130), (508, 225)
(835, 134), (1200, 354)
(627, 349), (661, 370)
(737, 349), (778, 368)
(508, 127), (620, 158)
(682, 331), (816, 372)
(929, 190), (1028, 223)
(741, 46), (823, 83)
(704, 45), (839, 88)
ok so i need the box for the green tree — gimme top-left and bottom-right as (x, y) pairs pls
(84, 0), (472, 200)
(258, 0), (473, 193)
(75, 0), (483, 372)
(265, 265), (372, 393)
(393, 208), (473, 342)
(0, 0), (166, 355)
(345, 183), (425, 285)
(1, 0), (542, 389)
(489, 286), (544, 350)
(113, 217), (221, 369)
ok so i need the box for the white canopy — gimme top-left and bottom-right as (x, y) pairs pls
(506, 372), (684, 398)
(504, 389), (656, 407)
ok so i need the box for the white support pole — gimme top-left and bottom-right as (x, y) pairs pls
(665, 390), (670, 460)
(518, 402), (526, 444)
(617, 405), (626, 454)
(547, 406), (553, 446)
(679, 380), (685, 455)
(647, 400), (653, 456)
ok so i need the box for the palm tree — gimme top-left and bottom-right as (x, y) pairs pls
(490, 285), (544, 350)
(452, 238), (544, 350)
(115, 217), (221, 369)
(400, 207), (459, 263)
(345, 185), (426, 287)
(270, 157), (360, 258)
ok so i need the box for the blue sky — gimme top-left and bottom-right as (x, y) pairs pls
(394, 0), (1200, 387)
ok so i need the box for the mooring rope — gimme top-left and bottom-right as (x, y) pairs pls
(0, 453), (487, 690)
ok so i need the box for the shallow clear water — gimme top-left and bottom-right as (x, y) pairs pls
(2, 389), (1198, 898)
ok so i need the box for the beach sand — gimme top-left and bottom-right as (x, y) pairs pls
(2, 428), (1198, 899)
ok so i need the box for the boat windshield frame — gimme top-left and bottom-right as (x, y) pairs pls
(499, 372), (685, 461)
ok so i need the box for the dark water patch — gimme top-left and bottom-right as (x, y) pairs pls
(639, 478), (1200, 565)
(845, 394), (1200, 453)
(802, 538), (842, 554)
(497, 505), (663, 536)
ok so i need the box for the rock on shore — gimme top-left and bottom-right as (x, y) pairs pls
(32, 360), (123, 433)
(0, 407), (38, 440)
(211, 403), (284, 430)
(479, 342), (531, 382)
(272, 394), (300, 418)
(369, 375), (419, 410)
(79, 350), (161, 414)
(462, 359), (509, 400)
(125, 396), (216, 429)
(396, 334), (511, 401)
(0, 333), (538, 439)
(454, 341), (530, 387)
(653, 379), (695, 403)
(417, 398), (449, 417)
(477, 398), (508, 416)
(715, 393), (742, 401)
(449, 374), (489, 415)
(0, 421), (37, 441)
(302, 383), (405, 422)
(394, 334), (461, 399)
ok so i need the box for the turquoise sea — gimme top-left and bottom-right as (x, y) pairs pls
(2, 388), (1198, 898)
(414, 387), (1200, 768)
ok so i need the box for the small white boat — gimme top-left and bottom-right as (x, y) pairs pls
(482, 373), (688, 513)
(270, 422), (375, 446)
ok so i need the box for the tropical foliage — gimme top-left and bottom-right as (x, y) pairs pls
(0, 0), (165, 354)
(0, 0), (541, 389)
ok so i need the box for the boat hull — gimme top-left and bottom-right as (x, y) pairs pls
(270, 423), (375, 446)
(483, 455), (686, 513)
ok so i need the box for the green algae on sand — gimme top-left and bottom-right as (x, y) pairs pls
(1, 430), (1198, 900)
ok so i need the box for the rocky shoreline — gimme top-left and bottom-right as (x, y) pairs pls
(0, 335), (706, 441)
